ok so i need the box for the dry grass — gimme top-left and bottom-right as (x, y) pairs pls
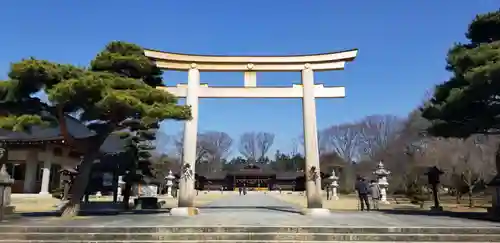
(12, 197), (61, 213)
(272, 193), (490, 213)
(12, 192), (228, 213)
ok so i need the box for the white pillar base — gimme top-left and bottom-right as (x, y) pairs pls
(170, 207), (199, 216)
(301, 208), (330, 217)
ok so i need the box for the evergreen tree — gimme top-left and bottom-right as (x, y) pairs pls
(421, 11), (500, 176)
(0, 41), (191, 217)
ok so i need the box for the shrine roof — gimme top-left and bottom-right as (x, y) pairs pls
(0, 115), (95, 142)
(0, 115), (127, 155)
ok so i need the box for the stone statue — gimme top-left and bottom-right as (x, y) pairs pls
(181, 164), (193, 181)
(307, 166), (319, 183)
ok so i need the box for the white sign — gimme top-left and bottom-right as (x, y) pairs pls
(135, 184), (158, 197)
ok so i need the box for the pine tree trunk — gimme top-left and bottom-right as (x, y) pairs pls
(60, 132), (111, 218)
(60, 152), (99, 217)
(122, 183), (132, 209)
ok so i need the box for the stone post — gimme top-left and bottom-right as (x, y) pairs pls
(165, 170), (175, 197)
(0, 164), (15, 221)
(171, 64), (200, 216)
(23, 151), (38, 193)
(301, 64), (329, 216)
(329, 170), (339, 200)
(39, 160), (52, 195)
(117, 176), (125, 199)
(373, 161), (390, 204)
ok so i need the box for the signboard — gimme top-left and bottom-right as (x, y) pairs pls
(134, 184), (158, 197)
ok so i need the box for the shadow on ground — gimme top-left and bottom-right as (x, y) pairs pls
(17, 201), (173, 218)
(198, 205), (302, 214)
(18, 209), (172, 218)
(379, 208), (500, 223)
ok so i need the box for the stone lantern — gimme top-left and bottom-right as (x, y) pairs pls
(373, 161), (390, 204)
(328, 169), (339, 200)
(0, 164), (14, 221)
(165, 170), (175, 197)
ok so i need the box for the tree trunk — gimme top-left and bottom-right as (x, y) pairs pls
(496, 141), (500, 175)
(468, 187), (474, 207)
(60, 151), (100, 217)
(59, 132), (111, 218)
(122, 182), (133, 209)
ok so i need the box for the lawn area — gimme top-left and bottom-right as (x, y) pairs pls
(11, 192), (229, 213)
(271, 193), (491, 213)
(12, 197), (61, 213)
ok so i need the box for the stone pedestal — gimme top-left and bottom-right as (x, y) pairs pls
(170, 207), (200, 216)
(301, 208), (331, 217)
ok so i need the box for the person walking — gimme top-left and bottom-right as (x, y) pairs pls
(355, 176), (370, 211)
(369, 180), (381, 210)
(239, 186), (243, 195)
(326, 184), (331, 200)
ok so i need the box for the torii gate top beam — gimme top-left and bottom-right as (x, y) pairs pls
(144, 49), (358, 72)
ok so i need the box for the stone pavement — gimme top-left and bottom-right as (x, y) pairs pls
(6, 193), (500, 228)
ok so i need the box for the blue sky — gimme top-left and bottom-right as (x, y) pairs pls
(0, 1), (498, 156)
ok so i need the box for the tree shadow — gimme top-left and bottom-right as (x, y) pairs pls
(198, 205), (302, 214)
(379, 208), (500, 223)
(16, 201), (172, 218)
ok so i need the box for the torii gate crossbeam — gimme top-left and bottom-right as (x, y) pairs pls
(145, 48), (358, 217)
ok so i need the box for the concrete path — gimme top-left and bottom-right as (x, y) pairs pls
(200, 192), (301, 214)
(9, 193), (500, 227)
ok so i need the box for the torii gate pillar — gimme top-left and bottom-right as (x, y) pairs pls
(145, 49), (358, 217)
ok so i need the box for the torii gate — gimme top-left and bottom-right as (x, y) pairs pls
(145, 49), (358, 216)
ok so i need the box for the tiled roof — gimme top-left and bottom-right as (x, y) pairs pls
(0, 115), (95, 141)
(0, 115), (127, 154)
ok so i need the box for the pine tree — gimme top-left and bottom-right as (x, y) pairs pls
(0, 41), (191, 217)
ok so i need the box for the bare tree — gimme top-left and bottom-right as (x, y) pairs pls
(197, 131), (233, 172)
(427, 136), (497, 206)
(297, 131), (329, 156)
(320, 123), (364, 163)
(168, 132), (208, 164)
(238, 132), (275, 162)
(359, 115), (404, 160)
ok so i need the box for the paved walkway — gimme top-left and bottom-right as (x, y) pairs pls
(8, 193), (500, 227)
(200, 193), (301, 214)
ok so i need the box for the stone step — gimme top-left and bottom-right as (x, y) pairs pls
(0, 241), (495, 243)
(0, 232), (499, 242)
(3, 226), (500, 234)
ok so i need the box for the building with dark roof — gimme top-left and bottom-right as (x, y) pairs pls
(0, 115), (126, 195)
(194, 162), (343, 191)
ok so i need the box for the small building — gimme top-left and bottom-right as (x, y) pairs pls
(0, 115), (125, 195)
